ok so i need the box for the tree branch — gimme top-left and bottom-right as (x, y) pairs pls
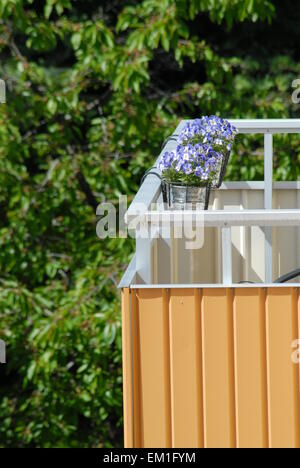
(76, 171), (98, 212)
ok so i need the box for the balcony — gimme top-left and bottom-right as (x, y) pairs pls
(120, 119), (300, 448)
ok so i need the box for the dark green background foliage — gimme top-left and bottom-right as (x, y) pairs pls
(0, 0), (300, 447)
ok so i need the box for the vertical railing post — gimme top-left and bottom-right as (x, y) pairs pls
(264, 133), (273, 283)
(136, 225), (153, 285)
(222, 226), (232, 285)
(136, 222), (160, 284)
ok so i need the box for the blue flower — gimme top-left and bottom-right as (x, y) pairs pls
(158, 116), (237, 184)
(182, 162), (193, 175)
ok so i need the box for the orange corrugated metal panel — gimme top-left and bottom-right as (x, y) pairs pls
(122, 287), (300, 448)
(121, 289), (134, 448)
(201, 288), (236, 448)
(265, 288), (300, 448)
(169, 289), (204, 448)
(135, 289), (171, 448)
(233, 289), (268, 448)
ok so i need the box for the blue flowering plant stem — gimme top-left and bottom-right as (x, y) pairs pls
(158, 116), (237, 188)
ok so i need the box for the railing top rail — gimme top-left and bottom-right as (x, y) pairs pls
(140, 209), (300, 228)
(183, 118), (300, 133)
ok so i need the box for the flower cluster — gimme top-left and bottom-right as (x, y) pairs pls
(158, 144), (222, 182)
(158, 116), (237, 186)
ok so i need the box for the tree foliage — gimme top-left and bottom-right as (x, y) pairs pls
(0, 0), (300, 447)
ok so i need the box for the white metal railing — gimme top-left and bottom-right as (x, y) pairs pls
(123, 119), (300, 287)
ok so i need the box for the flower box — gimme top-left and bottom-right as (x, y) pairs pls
(158, 116), (237, 209)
